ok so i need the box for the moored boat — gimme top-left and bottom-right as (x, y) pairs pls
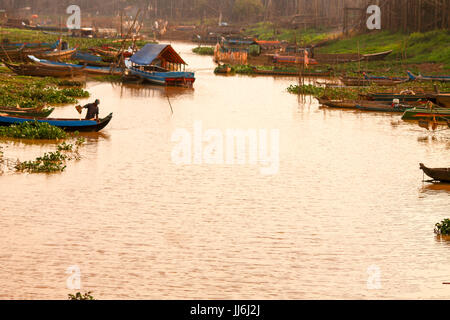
(360, 92), (450, 106)
(33, 47), (77, 61)
(28, 55), (123, 76)
(316, 97), (358, 109)
(3, 60), (86, 77)
(126, 44), (195, 87)
(420, 164), (450, 183)
(407, 70), (450, 82)
(0, 107), (55, 118)
(401, 107), (450, 123)
(0, 113), (113, 132)
(340, 76), (407, 86)
(253, 67), (331, 77)
(355, 103), (413, 113)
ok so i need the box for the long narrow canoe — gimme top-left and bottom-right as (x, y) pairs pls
(340, 76), (407, 86)
(33, 48), (77, 61)
(420, 164), (450, 183)
(0, 113), (113, 132)
(360, 93), (450, 106)
(316, 98), (358, 109)
(0, 107), (54, 118)
(0, 45), (50, 61)
(3, 60), (86, 77)
(362, 50), (393, 61)
(355, 103), (413, 113)
(253, 67), (332, 77)
(29, 55), (123, 76)
(401, 107), (450, 123)
(407, 71), (450, 82)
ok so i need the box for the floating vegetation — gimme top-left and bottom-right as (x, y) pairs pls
(0, 121), (67, 140)
(55, 79), (85, 87)
(15, 138), (85, 173)
(0, 74), (89, 108)
(60, 87), (90, 98)
(68, 292), (95, 300)
(192, 46), (215, 55)
(435, 219), (450, 236)
(15, 150), (68, 173)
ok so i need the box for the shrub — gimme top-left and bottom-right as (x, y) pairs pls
(435, 219), (450, 236)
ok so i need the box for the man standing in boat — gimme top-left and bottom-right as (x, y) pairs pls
(80, 99), (100, 121)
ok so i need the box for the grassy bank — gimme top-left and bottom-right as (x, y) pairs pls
(243, 22), (331, 45)
(192, 46), (215, 55)
(243, 24), (449, 72)
(316, 30), (450, 70)
(0, 73), (89, 108)
(287, 81), (450, 100)
(0, 28), (150, 50)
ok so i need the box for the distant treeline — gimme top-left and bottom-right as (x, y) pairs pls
(376, 0), (449, 32)
(0, 0), (448, 32)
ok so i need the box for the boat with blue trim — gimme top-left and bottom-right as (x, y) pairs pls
(29, 55), (123, 76)
(0, 113), (113, 132)
(125, 44), (195, 87)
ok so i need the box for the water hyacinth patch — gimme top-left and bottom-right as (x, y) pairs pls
(15, 138), (86, 174)
(0, 122), (67, 140)
(435, 219), (450, 236)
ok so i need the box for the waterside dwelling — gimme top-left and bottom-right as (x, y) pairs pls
(214, 39), (260, 65)
(126, 43), (195, 87)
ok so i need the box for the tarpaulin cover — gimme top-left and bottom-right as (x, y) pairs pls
(130, 44), (186, 66)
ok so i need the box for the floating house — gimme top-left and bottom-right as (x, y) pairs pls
(214, 38), (260, 64)
(125, 44), (195, 87)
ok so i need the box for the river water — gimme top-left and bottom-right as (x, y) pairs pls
(1, 42), (449, 300)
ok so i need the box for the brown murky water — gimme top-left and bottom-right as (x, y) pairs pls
(1, 42), (449, 299)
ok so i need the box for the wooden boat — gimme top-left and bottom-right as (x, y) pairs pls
(362, 92), (450, 107)
(355, 103), (413, 113)
(252, 67), (331, 77)
(362, 50), (393, 61)
(3, 60), (86, 77)
(340, 76), (407, 86)
(125, 60), (195, 87)
(314, 50), (392, 64)
(28, 56), (123, 76)
(90, 47), (132, 58)
(420, 164), (450, 183)
(0, 113), (113, 132)
(407, 71), (450, 83)
(437, 94), (450, 108)
(73, 51), (112, 67)
(33, 48), (77, 61)
(0, 45), (51, 61)
(364, 73), (408, 82)
(0, 107), (54, 118)
(316, 97), (358, 109)
(401, 107), (450, 123)
(214, 64), (232, 74)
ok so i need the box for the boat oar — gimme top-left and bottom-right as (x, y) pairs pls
(166, 94), (173, 115)
(75, 105), (82, 120)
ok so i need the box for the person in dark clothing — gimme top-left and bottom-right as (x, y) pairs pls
(83, 99), (100, 120)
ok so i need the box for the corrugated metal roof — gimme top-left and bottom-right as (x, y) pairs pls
(130, 44), (186, 66)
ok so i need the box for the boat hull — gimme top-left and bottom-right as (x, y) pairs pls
(420, 164), (450, 183)
(127, 66), (195, 87)
(0, 113), (113, 132)
(401, 108), (450, 123)
(0, 108), (54, 118)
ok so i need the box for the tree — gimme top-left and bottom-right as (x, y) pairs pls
(232, 0), (264, 22)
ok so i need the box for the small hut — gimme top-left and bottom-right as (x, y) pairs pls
(130, 43), (187, 72)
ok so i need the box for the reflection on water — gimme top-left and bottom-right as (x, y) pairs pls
(111, 82), (195, 99)
(0, 42), (449, 300)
